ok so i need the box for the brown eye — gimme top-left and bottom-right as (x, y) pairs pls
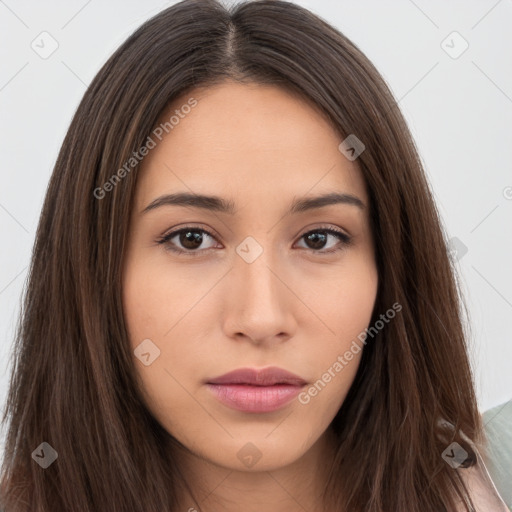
(177, 230), (207, 250)
(157, 227), (218, 255)
(156, 225), (352, 257)
(297, 228), (352, 253)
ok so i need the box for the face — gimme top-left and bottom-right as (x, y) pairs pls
(122, 81), (378, 473)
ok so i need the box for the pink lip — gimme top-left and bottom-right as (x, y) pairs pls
(206, 367), (307, 413)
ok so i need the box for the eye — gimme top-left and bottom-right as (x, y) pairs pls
(156, 226), (219, 256)
(156, 225), (352, 256)
(295, 227), (352, 253)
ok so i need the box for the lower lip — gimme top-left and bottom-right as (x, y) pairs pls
(206, 383), (304, 413)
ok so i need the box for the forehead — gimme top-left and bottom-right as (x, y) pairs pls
(136, 81), (368, 208)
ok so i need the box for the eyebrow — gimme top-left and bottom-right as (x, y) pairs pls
(142, 191), (365, 215)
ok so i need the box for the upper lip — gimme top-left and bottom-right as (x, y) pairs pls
(207, 367), (307, 386)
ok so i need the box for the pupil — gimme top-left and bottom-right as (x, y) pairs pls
(181, 230), (202, 249)
(306, 232), (326, 249)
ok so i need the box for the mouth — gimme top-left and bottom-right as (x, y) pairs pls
(206, 367), (307, 413)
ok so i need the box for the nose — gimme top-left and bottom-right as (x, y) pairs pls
(222, 244), (297, 346)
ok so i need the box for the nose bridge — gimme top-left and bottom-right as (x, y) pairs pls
(223, 235), (295, 340)
(233, 237), (283, 309)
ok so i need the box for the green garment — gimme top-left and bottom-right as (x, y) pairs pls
(483, 400), (512, 511)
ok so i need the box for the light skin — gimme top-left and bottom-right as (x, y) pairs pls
(122, 81), (378, 512)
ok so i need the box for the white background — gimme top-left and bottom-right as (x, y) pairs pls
(1, 0), (511, 453)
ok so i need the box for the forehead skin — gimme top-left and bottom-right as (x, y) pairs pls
(132, 80), (371, 234)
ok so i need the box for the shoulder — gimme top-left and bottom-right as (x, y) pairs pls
(455, 462), (510, 511)
(438, 417), (510, 511)
(481, 400), (512, 510)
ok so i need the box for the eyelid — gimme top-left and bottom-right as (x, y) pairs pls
(159, 223), (217, 240)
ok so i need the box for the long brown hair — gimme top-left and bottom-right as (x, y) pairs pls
(0, 0), (482, 510)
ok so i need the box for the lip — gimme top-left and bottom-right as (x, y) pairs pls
(207, 367), (307, 386)
(206, 367), (307, 413)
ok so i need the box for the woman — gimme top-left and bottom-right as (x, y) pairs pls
(0, 0), (508, 510)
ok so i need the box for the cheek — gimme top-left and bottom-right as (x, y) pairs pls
(307, 253), (378, 343)
(334, 272), (378, 343)
(122, 254), (209, 341)
(298, 257), (378, 407)
(122, 256), (215, 426)
(297, 355), (360, 427)
(123, 259), (161, 340)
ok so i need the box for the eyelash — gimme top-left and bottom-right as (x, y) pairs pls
(156, 224), (352, 257)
